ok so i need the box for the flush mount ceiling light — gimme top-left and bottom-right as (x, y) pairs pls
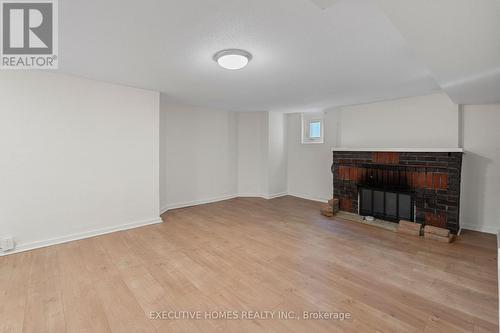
(213, 49), (252, 70)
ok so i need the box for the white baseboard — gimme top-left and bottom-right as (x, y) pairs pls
(4, 192), (315, 256)
(0, 217), (163, 257)
(237, 192), (287, 200)
(237, 193), (267, 199)
(162, 192), (289, 214)
(161, 194), (238, 214)
(461, 224), (498, 234)
(287, 192), (329, 203)
(266, 192), (288, 199)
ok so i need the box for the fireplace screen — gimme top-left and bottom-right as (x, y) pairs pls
(359, 187), (413, 222)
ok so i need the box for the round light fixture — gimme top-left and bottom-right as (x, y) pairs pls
(213, 49), (252, 70)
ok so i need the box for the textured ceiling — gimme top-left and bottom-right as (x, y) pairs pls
(308, 0), (340, 10)
(56, 0), (499, 111)
(376, 0), (500, 105)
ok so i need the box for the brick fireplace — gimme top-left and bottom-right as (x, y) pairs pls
(331, 148), (464, 234)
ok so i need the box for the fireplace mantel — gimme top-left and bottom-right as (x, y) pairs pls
(332, 147), (464, 153)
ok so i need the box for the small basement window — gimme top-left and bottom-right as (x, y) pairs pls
(309, 121), (321, 139)
(301, 113), (324, 144)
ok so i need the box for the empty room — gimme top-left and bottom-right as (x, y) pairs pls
(1, 0), (499, 332)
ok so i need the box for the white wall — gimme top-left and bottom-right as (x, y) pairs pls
(287, 109), (341, 202)
(267, 112), (287, 197)
(461, 104), (500, 233)
(0, 72), (160, 254)
(236, 111), (288, 198)
(160, 107), (288, 210)
(237, 112), (269, 197)
(160, 97), (238, 212)
(340, 93), (459, 148)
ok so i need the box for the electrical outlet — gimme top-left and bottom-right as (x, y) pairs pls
(1, 237), (15, 252)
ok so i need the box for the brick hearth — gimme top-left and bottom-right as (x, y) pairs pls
(331, 150), (463, 233)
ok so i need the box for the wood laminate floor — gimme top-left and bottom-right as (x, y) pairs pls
(0, 196), (498, 332)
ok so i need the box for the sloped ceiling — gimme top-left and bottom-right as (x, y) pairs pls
(376, 0), (500, 104)
(56, 0), (499, 111)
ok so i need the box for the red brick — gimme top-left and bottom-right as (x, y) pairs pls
(340, 198), (352, 211)
(373, 152), (400, 164)
(406, 172), (414, 187)
(360, 168), (366, 182)
(390, 152), (400, 164)
(426, 172), (433, 189)
(349, 167), (357, 182)
(440, 174), (448, 190)
(356, 167), (362, 182)
(338, 166), (346, 180)
(425, 212), (447, 228)
(372, 152), (400, 164)
(345, 166), (350, 180)
(343, 167), (349, 180)
(433, 173), (441, 190)
(418, 173), (426, 188)
(437, 214), (447, 228)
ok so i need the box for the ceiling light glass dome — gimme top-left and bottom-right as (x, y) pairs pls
(214, 49), (252, 70)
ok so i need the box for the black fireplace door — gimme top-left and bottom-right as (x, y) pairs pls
(360, 187), (413, 222)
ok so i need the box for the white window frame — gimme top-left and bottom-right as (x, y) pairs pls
(301, 113), (324, 144)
